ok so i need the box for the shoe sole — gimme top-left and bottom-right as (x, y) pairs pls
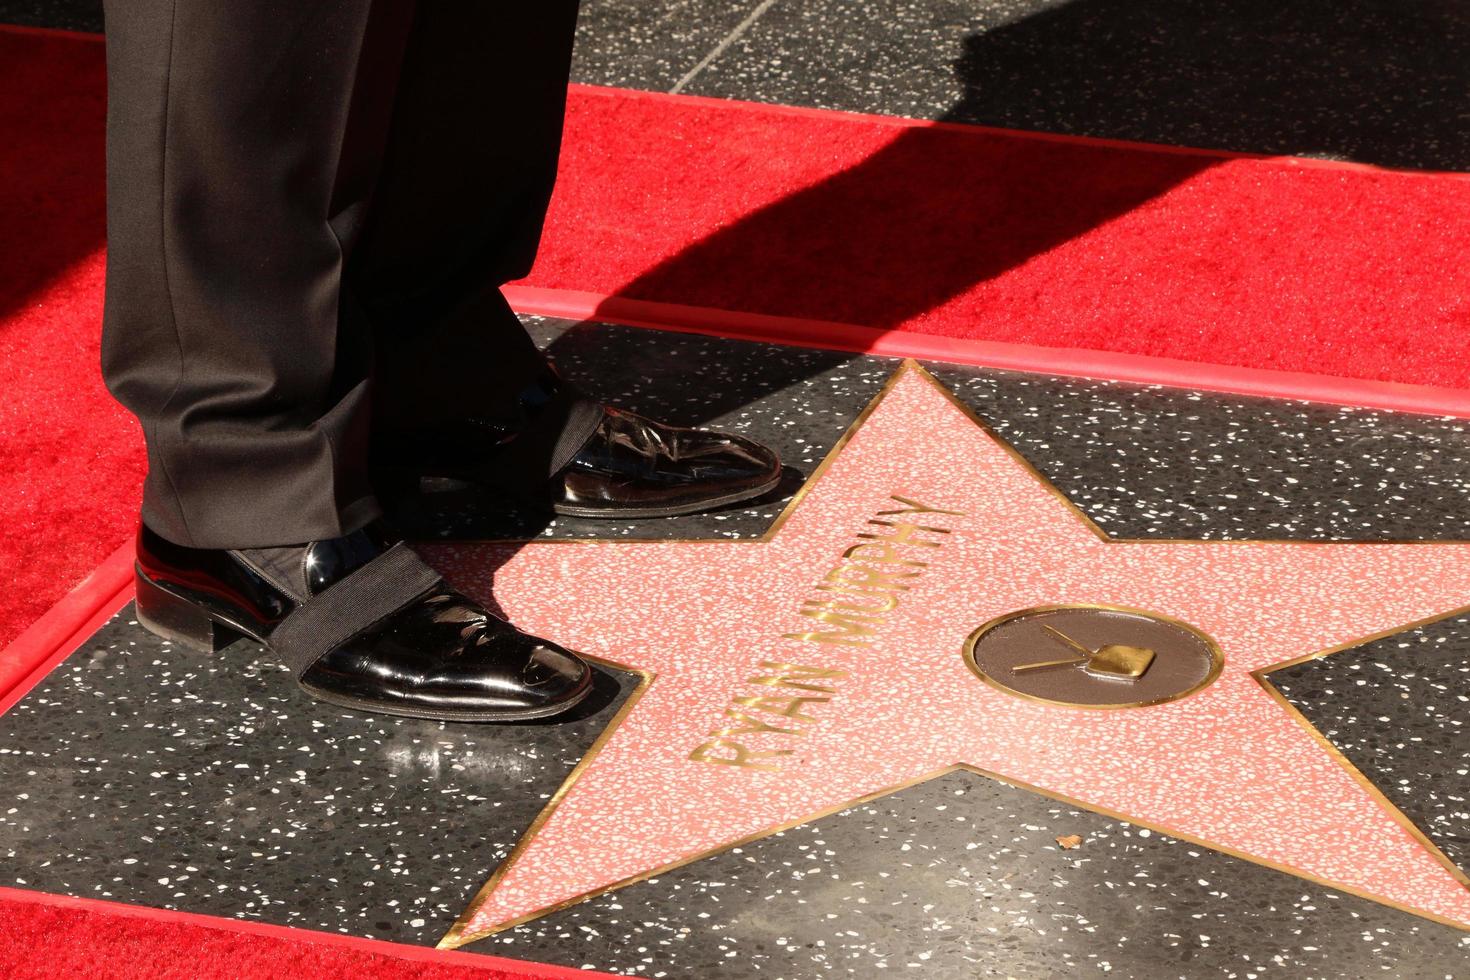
(133, 567), (593, 724)
(550, 470), (784, 520)
(296, 676), (594, 723)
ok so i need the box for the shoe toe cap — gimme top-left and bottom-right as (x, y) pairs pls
(300, 591), (594, 721)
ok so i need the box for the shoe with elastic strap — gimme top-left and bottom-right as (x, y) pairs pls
(132, 521), (593, 722)
(374, 369), (783, 521)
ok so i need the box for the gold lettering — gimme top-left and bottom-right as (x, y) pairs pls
(802, 592), (901, 616)
(811, 582), (903, 601)
(689, 739), (792, 770)
(732, 693), (829, 722)
(858, 519), (949, 547)
(713, 709), (803, 739)
(876, 494), (966, 517)
(841, 539), (930, 565)
(823, 563), (918, 592)
(782, 606), (879, 646)
(689, 493), (960, 774)
(747, 661), (849, 693)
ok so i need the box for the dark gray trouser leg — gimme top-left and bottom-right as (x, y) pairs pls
(100, 0), (412, 548)
(101, 0), (591, 549)
(351, 0), (602, 476)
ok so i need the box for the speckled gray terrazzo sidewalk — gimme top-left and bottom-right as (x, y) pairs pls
(0, 604), (640, 945)
(481, 768), (1470, 978)
(927, 364), (1470, 542)
(651, 0), (1470, 170)
(1270, 619), (1470, 881)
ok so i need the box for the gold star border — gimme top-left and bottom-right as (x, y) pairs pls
(436, 360), (1470, 949)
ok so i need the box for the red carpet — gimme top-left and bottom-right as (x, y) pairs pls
(2, 23), (1469, 977)
(539, 89), (1470, 387)
(0, 28), (140, 652)
(0, 887), (614, 980)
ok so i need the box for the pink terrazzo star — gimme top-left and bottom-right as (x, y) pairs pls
(428, 361), (1470, 946)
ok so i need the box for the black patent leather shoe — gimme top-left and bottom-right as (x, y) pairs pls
(132, 523), (593, 722)
(377, 370), (783, 520)
(547, 407), (782, 518)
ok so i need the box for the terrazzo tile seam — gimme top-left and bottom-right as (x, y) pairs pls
(666, 0), (783, 95)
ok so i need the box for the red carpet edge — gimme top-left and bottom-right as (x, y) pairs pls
(0, 542), (132, 706)
(505, 285), (1470, 419)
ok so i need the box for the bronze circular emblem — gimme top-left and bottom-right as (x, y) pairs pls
(963, 604), (1223, 710)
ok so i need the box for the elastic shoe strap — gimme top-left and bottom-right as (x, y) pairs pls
(268, 542), (443, 679)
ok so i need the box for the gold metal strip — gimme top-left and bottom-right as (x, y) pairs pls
(1254, 604), (1470, 894)
(438, 364), (917, 948)
(437, 649), (655, 950)
(437, 358), (1470, 947)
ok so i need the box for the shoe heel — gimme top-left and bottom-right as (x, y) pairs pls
(134, 570), (237, 653)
